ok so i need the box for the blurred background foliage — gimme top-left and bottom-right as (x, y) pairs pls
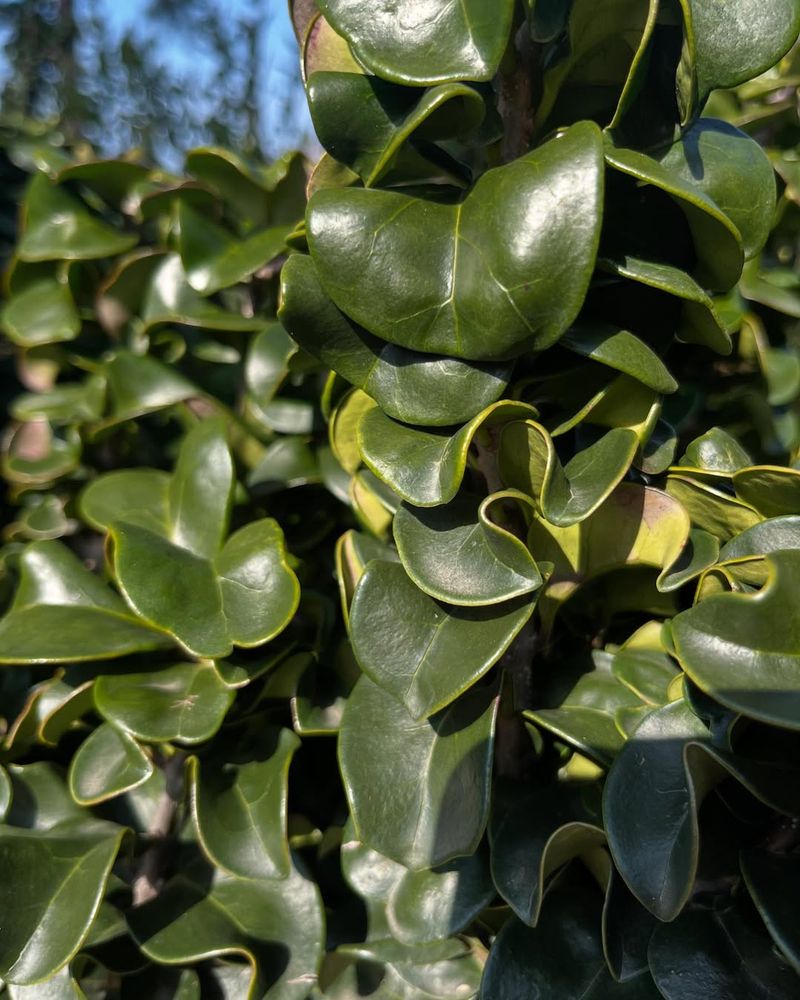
(0, 0), (314, 168)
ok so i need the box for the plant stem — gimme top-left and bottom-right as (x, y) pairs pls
(132, 750), (186, 906)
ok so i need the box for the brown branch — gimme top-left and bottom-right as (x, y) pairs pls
(497, 22), (536, 163)
(132, 750), (186, 906)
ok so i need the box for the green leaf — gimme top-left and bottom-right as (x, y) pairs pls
(18, 174), (137, 262)
(94, 662), (235, 744)
(534, 0), (656, 131)
(279, 254), (512, 426)
(178, 201), (289, 295)
(307, 72), (485, 186)
(245, 322), (298, 410)
(648, 901), (799, 999)
(185, 147), (306, 230)
(718, 517), (800, 563)
(350, 560), (535, 719)
(598, 256), (731, 355)
(168, 418), (234, 559)
(603, 699), (800, 920)
(560, 325), (677, 393)
(525, 705), (627, 766)
(489, 781), (604, 925)
(678, 427), (752, 477)
(741, 849), (800, 974)
(657, 528), (719, 592)
(529, 483), (690, 599)
(12, 376), (106, 424)
(393, 491), (541, 605)
(666, 474), (761, 542)
(481, 889), (661, 998)
(0, 817), (125, 985)
(308, 121), (604, 361)
(0, 541), (168, 664)
(112, 518), (300, 658)
(358, 400), (537, 507)
(733, 466), (800, 518)
(499, 421), (640, 527)
(672, 550), (800, 730)
(68, 723), (153, 806)
(604, 133), (743, 291)
(316, 0), (514, 85)
(1, 280), (80, 347)
(190, 727), (300, 880)
(387, 852), (494, 945)
(101, 349), (199, 426)
(678, 0), (800, 116)
(128, 858), (325, 1000)
(339, 677), (497, 869)
(79, 469), (170, 534)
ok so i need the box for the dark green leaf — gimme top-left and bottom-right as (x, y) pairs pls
(339, 677), (497, 869)
(316, 0), (515, 85)
(308, 121), (604, 361)
(350, 560), (534, 719)
(279, 254), (512, 426)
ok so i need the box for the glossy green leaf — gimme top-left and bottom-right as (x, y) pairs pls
(112, 517), (299, 658)
(604, 133), (743, 290)
(79, 469), (170, 534)
(489, 782), (604, 925)
(350, 560), (534, 719)
(560, 325), (677, 393)
(94, 662), (234, 744)
(1, 280), (80, 347)
(358, 400), (537, 507)
(604, 699), (800, 920)
(128, 859), (324, 1000)
(529, 483), (690, 599)
(499, 421), (639, 527)
(393, 491), (541, 605)
(657, 528), (719, 592)
(279, 253), (512, 426)
(525, 705), (627, 766)
(101, 349), (199, 425)
(733, 466), (800, 518)
(481, 889), (661, 999)
(18, 174), (137, 261)
(185, 147), (306, 230)
(672, 550), (800, 730)
(307, 71), (484, 186)
(68, 723), (153, 806)
(308, 121), (604, 361)
(718, 517), (800, 563)
(598, 255), (731, 355)
(190, 727), (300, 880)
(245, 322), (297, 410)
(0, 816), (125, 985)
(316, 0), (514, 85)
(680, 429), (751, 477)
(178, 201), (289, 295)
(534, 0), (654, 132)
(741, 849), (800, 973)
(339, 677), (497, 869)
(0, 540), (168, 664)
(387, 852), (494, 945)
(168, 418), (234, 558)
(679, 0), (800, 115)
(648, 901), (799, 1000)
(666, 474), (761, 541)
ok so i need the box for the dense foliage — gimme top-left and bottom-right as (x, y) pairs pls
(0, 1), (799, 997)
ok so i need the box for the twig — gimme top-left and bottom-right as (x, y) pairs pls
(132, 750), (186, 906)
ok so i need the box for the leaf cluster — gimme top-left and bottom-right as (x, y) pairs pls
(0, 1), (799, 998)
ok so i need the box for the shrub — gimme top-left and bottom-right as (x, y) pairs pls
(0, 1), (799, 997)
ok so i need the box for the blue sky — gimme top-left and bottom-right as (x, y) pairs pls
(103, 0), (312, 155)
